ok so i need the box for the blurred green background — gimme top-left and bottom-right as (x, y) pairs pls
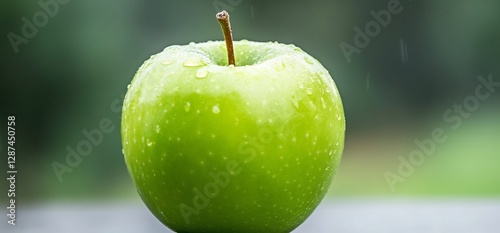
(0, 0), (499, 203)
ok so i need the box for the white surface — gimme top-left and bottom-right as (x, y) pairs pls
(2, 199), (500, 233)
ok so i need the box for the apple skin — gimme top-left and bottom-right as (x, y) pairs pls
(121, 40), (345, 232)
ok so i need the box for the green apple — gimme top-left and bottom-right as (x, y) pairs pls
(122, 11), (345, 233)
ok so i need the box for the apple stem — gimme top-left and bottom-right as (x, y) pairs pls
(216, 11), (235, 66)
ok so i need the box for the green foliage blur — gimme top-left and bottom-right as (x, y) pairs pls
(0, 0), (499, 201)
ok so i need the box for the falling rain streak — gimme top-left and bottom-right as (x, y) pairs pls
(400, 38), (408, 63)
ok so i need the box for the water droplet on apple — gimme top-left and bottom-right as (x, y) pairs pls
(212, 104), (221, 114)
(292, 99), (299, 110)
(161, 60), (172, 65)
(306, 88), (313, 95)
(184, 102), (191, 112)
(183, 58), (206, 67)
(304, 57), (314, 65)
(147, 139), (153, 146)
(309, 100), (316, 109)
(309, 75), (316, 83)
(297, 82), (304, 89)
(127, 84), (130, 89)
(189, 42), (195, 46)
(121, 149), (125, 155)
(274, 61), (285, 71)
(195, 68), (208, 79)
(155, 125), (161, 133)
(321, 97), (326, 109)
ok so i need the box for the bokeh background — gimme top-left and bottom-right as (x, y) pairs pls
(1, 0), (499, 231)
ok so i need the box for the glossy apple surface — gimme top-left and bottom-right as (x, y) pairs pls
(121, 40), (345, 232)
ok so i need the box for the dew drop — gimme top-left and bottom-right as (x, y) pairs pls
(292, 100), (299, 110)
(212, 104), (221, 114)
(274, 61), (286, 71)
(183, 58), (206, 67)
(161, 60), (173, 65)
(127, 84), (131, 89)
(297, 82), (304, 89)
(184, 102), (191, 112)
(309, 75), (316, 83)
(306, 88), (313, 95)
(121, 149), (125, 155)
(304, 57), (314, 65)
(155, 125), (161, 133)
(146, 139), (153, 147)
(195, 68), (208, 79)
(321, 97), (326, 109)
(189, 42), (195, 46)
